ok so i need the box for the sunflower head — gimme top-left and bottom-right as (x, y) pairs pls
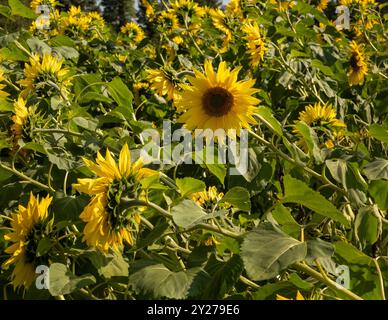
(171, 0), (205, 20)
(175, 60), (259, 135)
(120, 22), (145, 44)
(10, 97), (36, 148)
(158, 10), (180, 32)
(294, 102), (346, 151)
(2, 193), (53, 289)
(73, 144), (158, 252)
(146, 67), (179, 101)
(19, 53), (71, 98)
(192, 186), (224, 209)
(59, 6), (93, 33)
(348, 41), (368, 86)
(242, 22), (267, 67)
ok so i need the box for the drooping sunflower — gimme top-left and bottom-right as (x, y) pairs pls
(348, 41), (368, 86)
(226, 0), (243, 18)
(73, 144), (158, 253)
(140, 0), (155, 20)
(208, 8), (232, 53)
(2, 193), (53, 289)
(175, 60), (259, 134)
(11, 97), (30, 145)
(120, 22), (145, 44)
(146, 68), (178, 101)
(0, 69), (9, 98)
(19, 53), (71, 98)
(242, 22), (267, 68)
(294, 102), (346, 150)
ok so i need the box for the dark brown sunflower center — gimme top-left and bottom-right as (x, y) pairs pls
(202, 87), (234, 117)
(350, 55), (360, 69)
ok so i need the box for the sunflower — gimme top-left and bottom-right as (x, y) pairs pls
(30, 0), (56, 10)
(158, 10), (180, 32)
(298, 103), (345, 128)
(171, 0), (206, 19)
(348, 41), (368, 86)
(192, 186), (224, 208)
(146, 68), (178, 101)
(191, 186), (224, 245)
(175, 60), (259, 135)
(19, 53), (71, 98)
(269, 0), (295, 12)
(2, 193), (53, 289)
(60, 6), (91, 32)
(242, 22), (267, 67)
(11, 97), (30, 145)
(277, 291), (305, 300)
(226, 0), (243, 18)
(120, 22), (145, 44)
(295, 102), (346, 150)
(140, 0), (155, 19)
(170, 0), (204, 35)
(73, 144), (158, 253)
(0, 69), (9, 98)
(208, 8), (232, 52)
(316, 0), (329, 11)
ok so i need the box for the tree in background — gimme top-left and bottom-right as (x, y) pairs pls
(101, 0), (136, 30)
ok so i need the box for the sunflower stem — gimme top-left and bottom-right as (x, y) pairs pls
(0, 162), (55, 193)
(33, 128), (83, 138)
(248, 130), (345, 195)
(373, 258), (386, 300)
(293, 262), (363, 300)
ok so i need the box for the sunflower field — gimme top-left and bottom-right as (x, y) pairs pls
(0, 0), (387, 301)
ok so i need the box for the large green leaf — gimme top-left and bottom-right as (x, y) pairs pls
(369, 180), (388, 210)
(84, 250), (129, 279)
(305, 239), (334, 263)
(201, 255), (244, 299)
(52, 196), (89, 221)
(363, 159), (388, 180)
(49, 263), (96, 296)
(282, 175), (349, 226)
(269, 204), (300, 237)
(9, 0), (36, 19)
(369, 124), (388, 143)
(295, 122), (324, 163)
(172, 199), (207, 228)
(255, 106), (283, 136)
(241, 222), (307, 281)
(107, 78), (133, 112)
(176, 177), (205, 197)
(128, 263), (202, 299)
(354, 206), (381, 247)
(221, 187), (251, 211)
